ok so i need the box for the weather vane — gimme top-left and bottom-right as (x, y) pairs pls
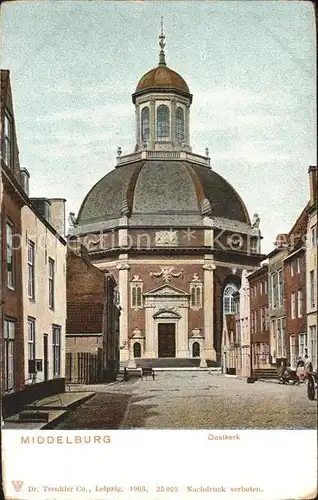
(159, 17), (166, 66)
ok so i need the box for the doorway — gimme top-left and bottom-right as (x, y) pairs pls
(158, 323), (176, 358)
(43, 334), (48, 381)
(192, 342), (200, 357)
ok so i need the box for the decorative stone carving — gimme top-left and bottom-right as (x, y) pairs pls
(202, 263), (216, 271)
(155, 230), (178, 246)
(131, 274), (142, 282)
(201, 198), (212, 217)
(191, 273), (201, 282)
(150, 266), (183, 283)
(144, 284), (188, 297)
(190, 328), (204, 338)
(252, 213), (260, 229)
(232, 268), (237, 275)
(131, 327), (144, 338)
(116, 263), (130, 270)
(68, 212), (77, 228)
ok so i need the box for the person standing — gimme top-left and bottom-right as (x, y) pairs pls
(296, 356), (305, 382)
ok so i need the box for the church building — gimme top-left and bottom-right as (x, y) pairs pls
(69, 26), (264, 366)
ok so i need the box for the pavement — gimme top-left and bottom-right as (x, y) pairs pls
(55, 372), (317, 430)
(3, 391), (95, 429)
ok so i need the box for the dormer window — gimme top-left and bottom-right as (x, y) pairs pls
(4, 111), (13, 170)
(141, 106), (150, 143)
(176, 107), (185, 142)
(157, 104), (170, 140)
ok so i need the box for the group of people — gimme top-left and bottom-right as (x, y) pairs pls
(279, 353), (313, 384)
(295, 353), (313, 382)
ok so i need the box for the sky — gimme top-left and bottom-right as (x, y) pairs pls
(0, 0), (316, 253)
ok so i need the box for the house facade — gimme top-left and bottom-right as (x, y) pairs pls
(66, 244), (120, 381)
(283, 204), (308, 369)
(268, 240), (288, 368)
(1, 70), (26, 398)
(306, 165), (317, 370)
(21, 201), (67, 388)
(1, 69), (67, 417)
(247, 264), (271, 371)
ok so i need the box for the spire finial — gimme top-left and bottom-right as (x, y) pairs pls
(159, 17), (166, 66)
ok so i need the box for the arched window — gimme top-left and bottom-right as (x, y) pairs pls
(133, 342), (141, 358)
(157, 105), (170, 140)
(192, 342), (200, 357)
(131, 283), (143, 308)
(190, 283), (203, 308)
(176, 107), (185, 142)
(223, 283), (238, 315)
(141, 107), (149, 143)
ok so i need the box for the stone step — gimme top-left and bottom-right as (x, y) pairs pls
(130, 358), (219, 369)
(254, 368), (278, 379)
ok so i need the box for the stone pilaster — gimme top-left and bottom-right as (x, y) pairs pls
(135, 103), (140, 147)
(185, 105), (190, 147)
(171, 99), (177, 147)
(117, 259), (130, 362)
(145, 304), (156, 357)
(176, 304), (190, 358)
(149, 99), (156, 149)
(203, 258), (216, 361)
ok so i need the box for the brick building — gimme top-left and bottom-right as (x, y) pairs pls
(1, 69), (25, 396)
(66, 245), (120, 380)
(68, 31), (264, 367)
(247, 264), (271, 372)
(284, 205), (309, 369)
(1, 70), (67, 417)
(267, 236), (289, 368)
(306, 166), (317, 370)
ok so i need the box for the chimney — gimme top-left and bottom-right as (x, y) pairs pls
(20, 168), (30, 196)
(49, 198), (66, 236)
(30, 198), (51, 223)
(308, 165), (317, 206)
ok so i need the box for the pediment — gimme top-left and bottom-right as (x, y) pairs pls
(153, 308), (182, 319)
(144, 284), (189, 297)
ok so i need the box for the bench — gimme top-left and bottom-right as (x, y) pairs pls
(141, 367), (155, 380)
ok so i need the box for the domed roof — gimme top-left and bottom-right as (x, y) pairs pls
(76, 161), (250, 227)
(136, 65), (190, 94)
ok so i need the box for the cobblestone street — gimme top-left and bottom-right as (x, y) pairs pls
(57, 372), (317, 430)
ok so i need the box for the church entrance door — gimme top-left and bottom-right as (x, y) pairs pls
(158, 323), (176, 358)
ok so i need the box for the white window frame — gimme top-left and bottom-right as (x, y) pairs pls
(190, 282), (203, 310)
(271, 273), (277, 308)
(27, 240), (35, 299)
(289, 335), (297, 369)
(310, 270), (315, 308)
(131, 282), (143, 309)
(298, 333), (307, 358)
(6, 221), (15, 290)
(296, 257), (301, 274)
(297, 289), (302, 318)
(223, 283), (238, 315)
(49, 258), (55, 309)
(290, 262), (294, 278)
(311, 225), (317, 248)
(277, 269), (284, 307)
(27, 318), (36, 378)
(52, 325), (61, 377)
(308, 325), (317, 370)
(291, 292), (296, 320)
(4, 319), (15, 391)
